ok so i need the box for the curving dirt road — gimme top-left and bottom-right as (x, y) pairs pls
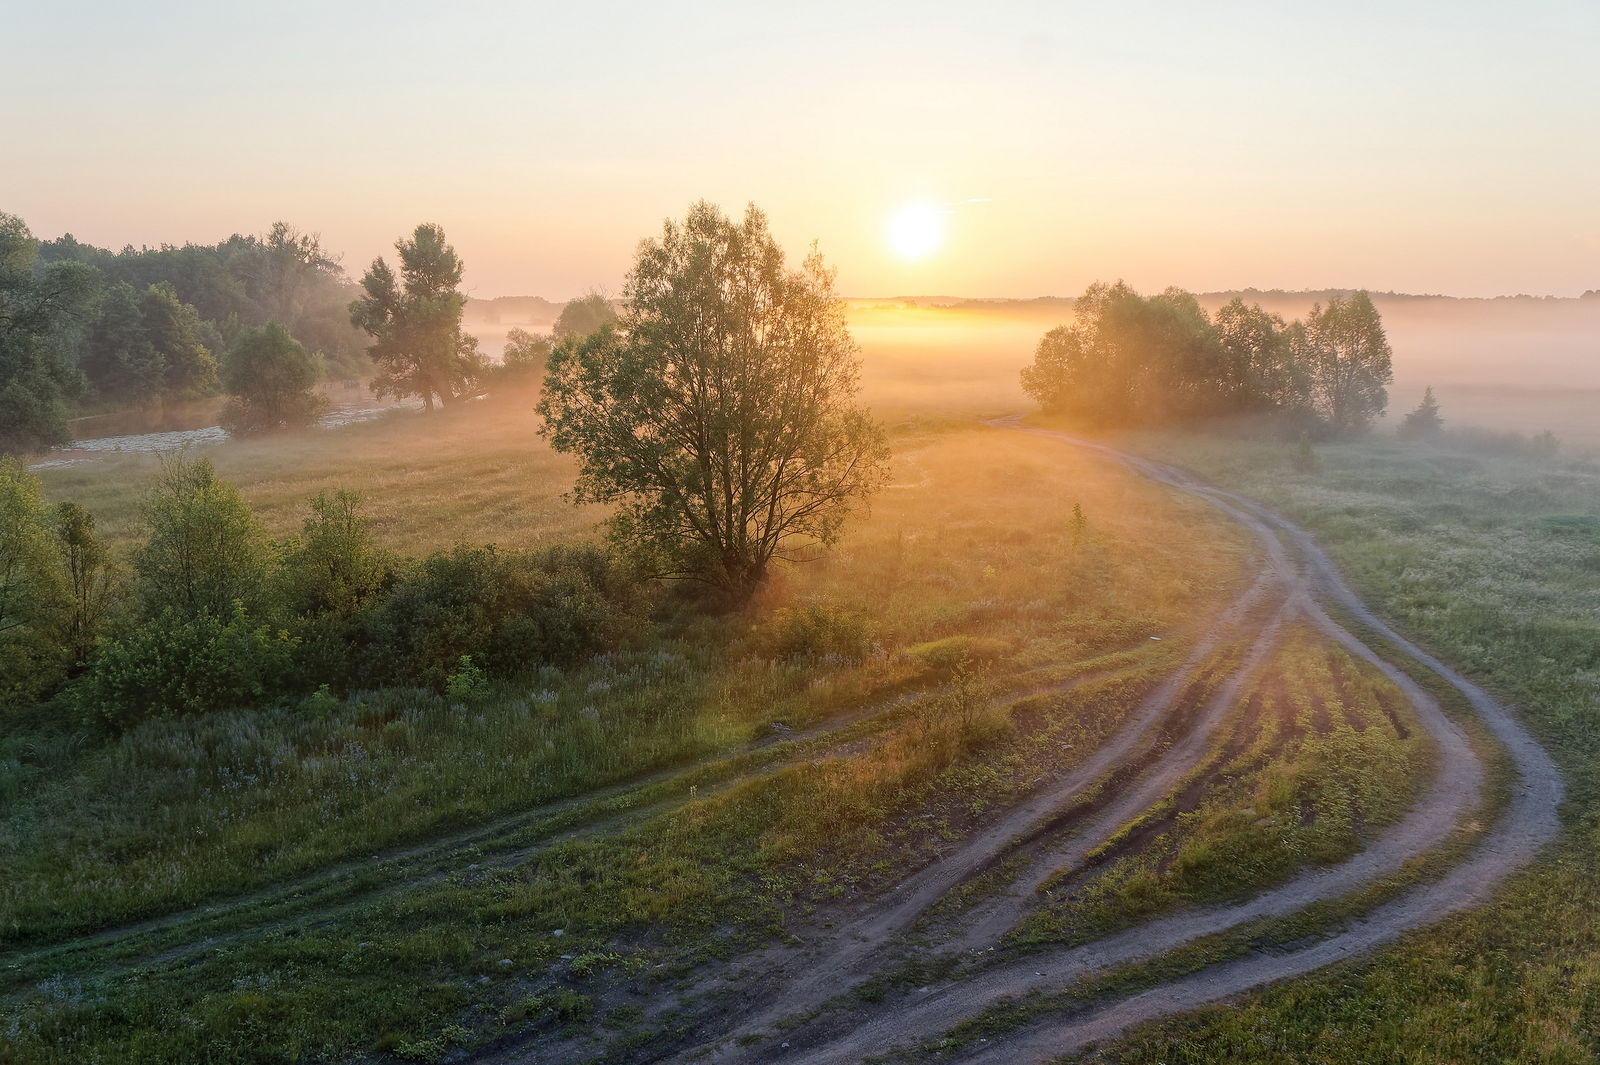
(641, 419), (1562, 1065)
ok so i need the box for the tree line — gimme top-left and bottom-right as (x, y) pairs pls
(0, 210), (633, 454)
(3, 201), (888, 735)
(1020, 281), (1395, 435)
(1, 214), (367, 452)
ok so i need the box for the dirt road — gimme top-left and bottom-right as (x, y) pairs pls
(646, 420), (1561, 1065)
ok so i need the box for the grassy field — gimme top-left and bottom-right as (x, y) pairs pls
(0, 406), (1252, 1062)
(10, 359), (1599, 1063)
(1009, 627), (1432, 950)
(33, 393), (593, 554)
(1065, 427), (1600, 1064)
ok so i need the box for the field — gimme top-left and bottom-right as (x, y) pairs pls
(4, 309), (1596, 1064)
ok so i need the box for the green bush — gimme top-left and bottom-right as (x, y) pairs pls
(353, 544), (639, 691)
(0, 460), (69, 709)
(905, 634), (1011, 675)
(754, 602), (875, 662)
(134, 455), (270, 619)
(79, 604), (299, 730)
(443, 654), (491, 703)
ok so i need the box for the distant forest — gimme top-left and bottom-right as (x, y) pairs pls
(39, 222), (370, 388)
(1, 213), (369, 452)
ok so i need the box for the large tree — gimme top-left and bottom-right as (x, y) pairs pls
(81, 282), (163, 403)
(350, 223), (481, 409)
(1296, 291), (1393, 435)
(140, 281), (219, 399)
(1214, 297), (1310, 414)
(1019, 281), (1233, 425)
(538, 201), (888, 598)
(220, 322), (325, 432)
(0, 213), (94, 453)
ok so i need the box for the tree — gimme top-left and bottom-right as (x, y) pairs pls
(496, 326), (553, 385)
(1214, 298), (1310, 414)
(80, 281), (220, 406)
(1019, 281), (1233, 425)
(0, 213), (94, 453)
(1296, 291), (1393, 436)
(260, 222), (339, 329)
(0, 460), (69, 705)
(1399, 386), (1444, 440)
(81, 282), (163, 403)
(134, 455), (269, 619)
(350, 224), (481, 409)
(53, 500), (121, 664)
(552, 291), (618, 339)
(278, 490), (394, 619)
(538, 201), (888, 598)
(220, 322), (325, 432)
(140, 282), (219, 399)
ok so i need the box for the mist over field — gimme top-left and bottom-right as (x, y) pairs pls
(465, 292), (1600, 446)
(5, 3), (1600, 1063)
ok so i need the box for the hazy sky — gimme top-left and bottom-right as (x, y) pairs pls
(4, 1), (1596, 298)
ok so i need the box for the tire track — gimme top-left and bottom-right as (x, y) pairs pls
(733, 420), (1560, 1064)
(643, 422), (1555, 1061)
(1, 653), (1154, 992)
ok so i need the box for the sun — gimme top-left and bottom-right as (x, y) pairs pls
(887, 201), (943, 260)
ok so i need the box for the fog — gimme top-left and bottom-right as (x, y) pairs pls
(465, 292), (1599, 448)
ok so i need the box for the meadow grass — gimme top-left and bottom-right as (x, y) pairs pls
(1007, 627), (1432, 949)
(0, 417), (1252, 1063)
(1072, 426), (1600, 1064)
(33, 393), (592, 554)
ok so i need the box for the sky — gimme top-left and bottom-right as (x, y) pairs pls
(3, 0), (1597, 298)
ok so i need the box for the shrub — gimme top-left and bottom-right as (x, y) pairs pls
(493, 327), (553, 385)
(277, 490), (397, 619)
(134, 455), (270, 619)
(1, 461), (70, 710)
(355, 544), (640, 691)
(753, 602), (874, 662)
(80, 604), (299, 730)
(444, 654), (491, 703)
(218, 323), (326, 434)
(905, 635), (1011, 675)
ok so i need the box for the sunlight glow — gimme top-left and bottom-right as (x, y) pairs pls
(887, 201), (943, 261)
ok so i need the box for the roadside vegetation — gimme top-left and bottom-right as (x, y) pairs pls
(1053, 424), (1600, 1063)
(4, 194), (1593, 1065)
(0, 420), (1246, 1063)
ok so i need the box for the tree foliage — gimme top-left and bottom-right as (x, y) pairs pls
(1399, 385), (1444, 440)
(278, 490), (395, 619)
(53, 500), (121, 664)
(133, 455), (269, 619)
(139, 282), (219, 400)
(40, 220), (367, 381)
(220, 322), (325, 433)
(1295, 291), (1394, 435)
(538, 201), (888, 597)
(350, 224), (482, 409)
(1021, 281), (1392, 437)
(552, 291), (618, 339)
(0, 213), (94, 453)
(496, 326), (553, 384)
(0, 459), (70, 705)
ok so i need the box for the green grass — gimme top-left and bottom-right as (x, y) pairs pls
(0, 419), (1251, 1063)
(1008, 627), (1431, 949)
(1069, 427), (1600, 1064)
(33, 395), (592, 554)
